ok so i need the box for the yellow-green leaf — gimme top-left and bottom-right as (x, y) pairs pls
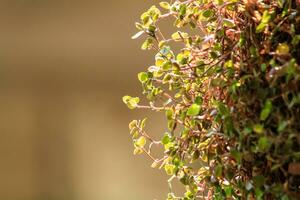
(223, 19), (235, 27)
(187, 104), (201, 116)
(253, 124), (264, 134)
(159, 2), (170, 10)
(129, 120), (138, 130)
(122, 96), (140, 109)
(260, 100), (272, 121)
(133, 147), (143, 155)
(164, 164), (175, 175)
(276, 43), (290, 55)
(171, 31), (188, 41)
(202, 9), (214, 18)
(136, 136), (146, 147)
(138, 72), (148, 83)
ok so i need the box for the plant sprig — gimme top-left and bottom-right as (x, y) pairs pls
(124, 0), (300, 199)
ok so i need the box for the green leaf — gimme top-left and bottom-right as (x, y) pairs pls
(159, 2), (170, 10)
(136, 136), (146, 147)
(135, 22), (143, 30)
(141, 38), (153, 50)
(147, 24), (156, 34)
(179, 173), (189, 185)
(162, 133), (171, 145)
(163, 73), (172, 84)
(261, 63), (267, 72)
(223, 19), (235, 27)
(292, 35), (300, 46)
(255, 188), (264, 199)
(277, 0), (285, 8)
(141, 118), (147, 129)
(155, 57), (164, 67)
(171, 31), (188, 41)
(192, 150), (200, 160)
(122, 95), (131, 103)
(176, 50), (190, 65)
(187, 104), (201, 116)
(209, 51), (218, 59)
(224, 186), (232, 197)
(164, 164), (176, 175)
(179, 4), (187, 17)
(202, 9), (214, 18)
(167, 119), (176, 131)
(148, 5), (161, 21)
(158, 40), (166, 48)
(231, 150), (242, 164)
(133, 147), (143, 155)
(162, 61), (172, 70)
(164, 141), (175, 151)
(211, 78), (226, 87)
(184, 190), (194, 199)
(194, 96), (203, 105)
(224, 60), (234, 68)
(276, 43), (290, 55)
(277, 120), (288, 132)
(253, 124), (264, 134)
(131, 130), (139, 138)
(216, 0), (224, 5)
(260, 100), (272, 121)
(165, 109), (174, 120)
(256, 22), (267, 33)
(129, 120), (137, 130)
(238, 34), (246, 47)
(122, 96), (140, 109)
(215, 164), (223, 177)
(138, 72), (148, 83)
(253, 175), (265, 188)
(281, 195), (289, 200)
(140, 12), (151, 26)
(256, 11), (271, 33)
(258, 137), (271, 152)
(261, 10), (272, 24)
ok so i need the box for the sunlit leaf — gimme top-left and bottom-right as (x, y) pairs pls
(164, 164), (175, 175)
(260, 100), (272, 121)
(202, 9), (214, 18)
(136, 136), (146, 147)
(159, 2), (170, 10)
(138, 72), (148, 83)
(276, 43), (290, 55)
(258, 137), (271, 152)
(187, 104), (201, 116)
(223, 19), (235, 27)
(253, 124), (264, 134)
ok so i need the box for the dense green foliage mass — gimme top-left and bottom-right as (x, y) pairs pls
(123, 0), (300, 199)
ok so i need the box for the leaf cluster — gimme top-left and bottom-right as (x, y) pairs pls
(124, 0), (300, 199)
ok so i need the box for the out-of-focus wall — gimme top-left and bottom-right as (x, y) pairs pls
(0, 0), (173, 199)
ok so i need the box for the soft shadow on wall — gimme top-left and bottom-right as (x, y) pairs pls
(0, 0), (174, 200)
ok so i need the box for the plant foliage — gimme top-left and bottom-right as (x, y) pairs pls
(123, 0), (300, 199)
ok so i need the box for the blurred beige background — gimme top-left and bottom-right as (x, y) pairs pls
(0, 0), (171, 199)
